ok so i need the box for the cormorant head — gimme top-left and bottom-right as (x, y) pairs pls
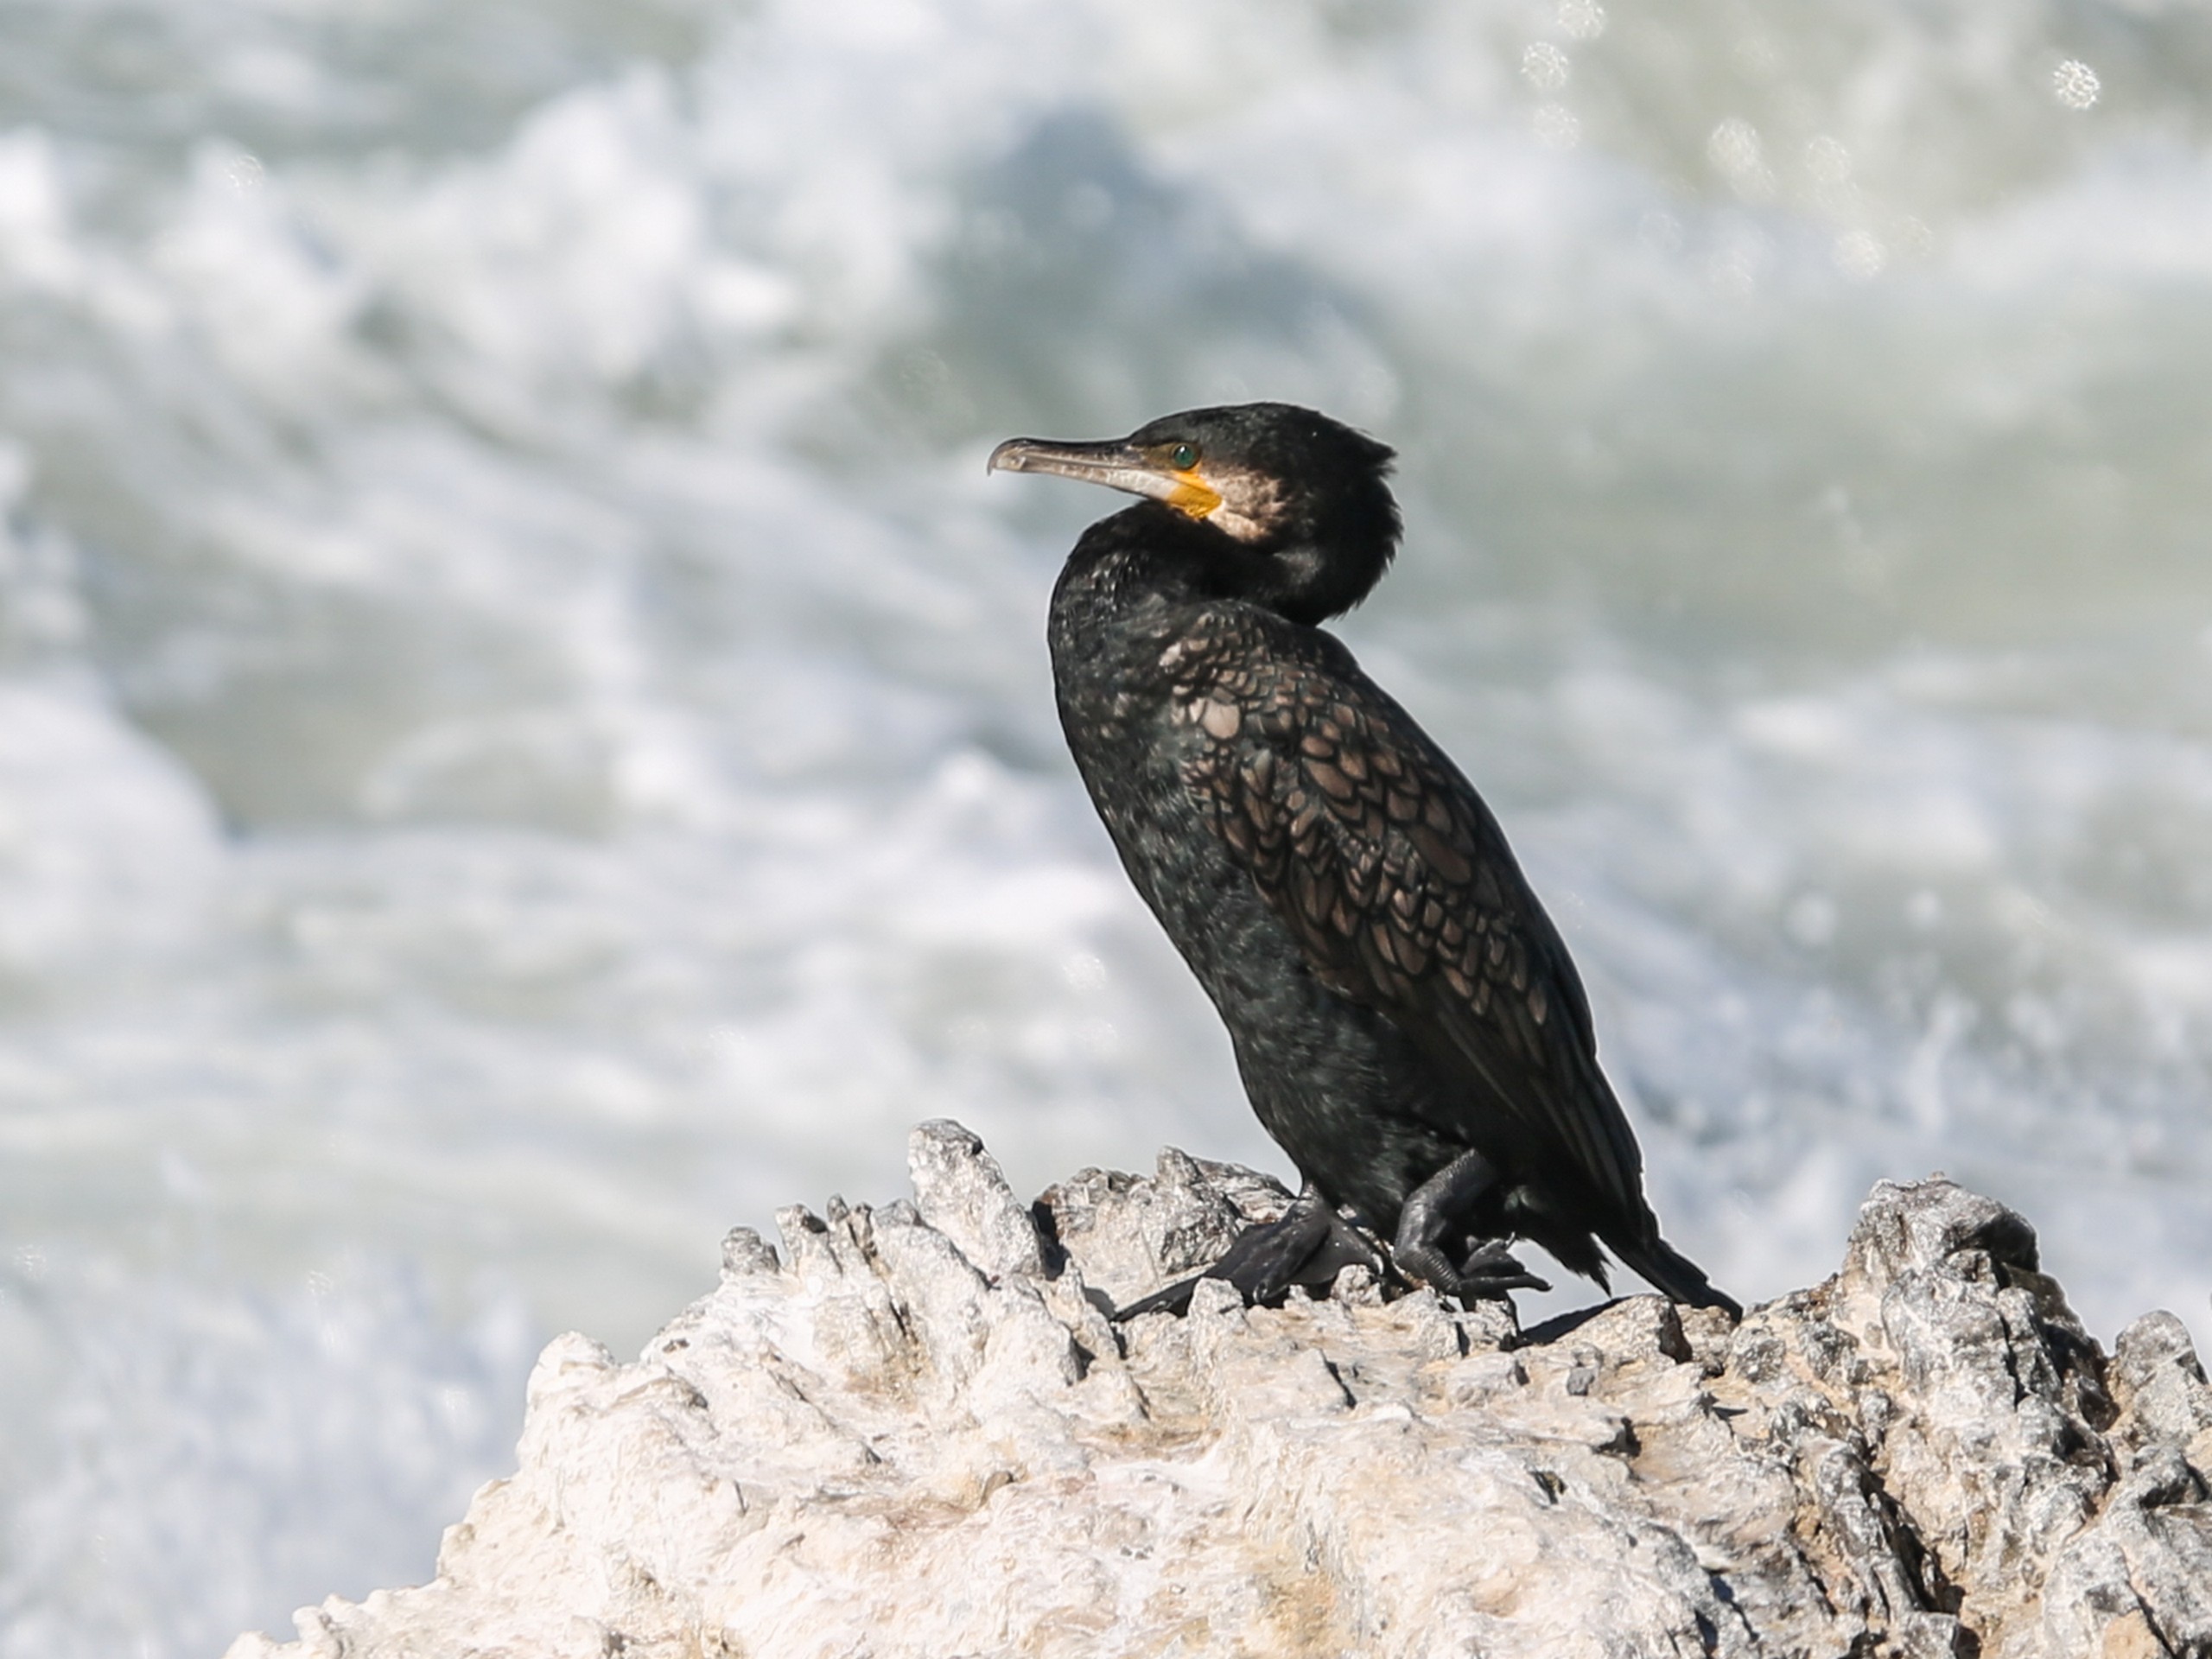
(988, 402), (1402, 625)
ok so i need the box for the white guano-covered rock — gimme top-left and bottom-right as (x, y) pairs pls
(225, 1122), (2212, 1659)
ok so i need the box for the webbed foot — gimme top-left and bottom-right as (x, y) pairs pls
(1392, 1234), (1549, 1300)
(1389, 1149), (1549, 1301)
(1114, 1185), (1387, 1319)
(1444, 1236), (1552, 1299)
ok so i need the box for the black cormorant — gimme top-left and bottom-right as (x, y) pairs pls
(991, 403), (1738, 1319)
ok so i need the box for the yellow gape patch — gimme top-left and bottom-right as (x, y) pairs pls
(1173, 462), (1285, 543)
(1165, 468), (1224, 520)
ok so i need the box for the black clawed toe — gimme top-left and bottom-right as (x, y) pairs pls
(1384, 1148), (1548, 1301)
(1113, 1186), (1388, 1319)
(1392, 1235), (1549, 1300)
(1450, 1237), (1552, 1298)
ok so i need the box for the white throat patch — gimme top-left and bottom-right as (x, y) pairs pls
(1201, 466), (1287, 544)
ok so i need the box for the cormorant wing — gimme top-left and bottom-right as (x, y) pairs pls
(1178, 620), (1646, 1220)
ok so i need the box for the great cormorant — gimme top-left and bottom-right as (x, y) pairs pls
(991, 403), (1738, 1319)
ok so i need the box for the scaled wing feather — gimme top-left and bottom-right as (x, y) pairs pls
(1179, 623), (1644, 1218)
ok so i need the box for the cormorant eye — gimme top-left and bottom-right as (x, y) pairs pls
(1169, 442), (1200, 470)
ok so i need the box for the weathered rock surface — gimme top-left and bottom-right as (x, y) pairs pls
(226, 1122), (2212, 1658)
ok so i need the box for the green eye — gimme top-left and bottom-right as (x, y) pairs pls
(1170, 442), (1200, 470)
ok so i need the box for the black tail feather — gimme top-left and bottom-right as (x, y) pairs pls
(1611, 1234), (1742, 1319)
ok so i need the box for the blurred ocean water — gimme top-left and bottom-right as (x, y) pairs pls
(1, 0), (2210, 1649)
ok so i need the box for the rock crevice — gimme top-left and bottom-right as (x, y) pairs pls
(227, 1122), (2212, 1658)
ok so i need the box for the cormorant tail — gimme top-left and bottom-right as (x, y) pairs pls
(1611, 1234), (1742, 1319)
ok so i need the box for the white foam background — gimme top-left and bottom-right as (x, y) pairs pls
(0, 2), (2209, 1650)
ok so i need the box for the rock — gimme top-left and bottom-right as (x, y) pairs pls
(223, 1128), (2212, 1659)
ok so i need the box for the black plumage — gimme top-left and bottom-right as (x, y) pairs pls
(991, 403), (1737, 1318)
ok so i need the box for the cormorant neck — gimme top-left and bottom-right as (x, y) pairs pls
(1073, 493), (1401, 629)
(1251, 474), (1402, 625)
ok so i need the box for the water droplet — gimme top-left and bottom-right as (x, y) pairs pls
(1707, 119), (1776, 200)
(1522, 42), (1571, 92)
(1532, 103), (1581, 149)
(1732, 36), (1779, 79)
(225, 153), (265, 195)
(1707, 118), (1762, 177)
(1805, 135), (1852, 185)
(2052, 60), (2100, 111)
(1707, 233), (1770, 297)
(1833, 230), (1885, 280)
(1557, 0), (1605, 41)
